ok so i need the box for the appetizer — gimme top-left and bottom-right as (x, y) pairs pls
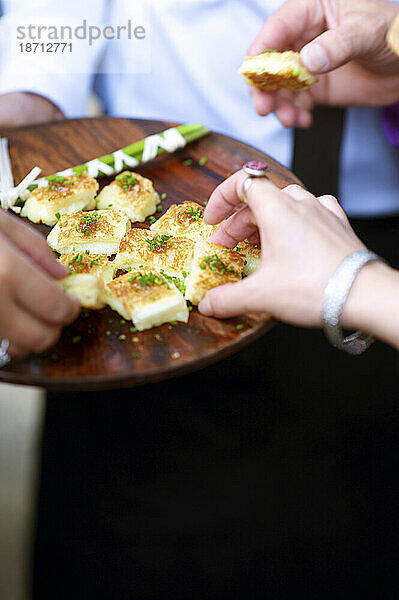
(185, 241), (244, 305)
(239, 50), (316, 92)
(96, 171), (160, 221)
(59, 274), (106, 310)
(150, 201), (217, 242)
(235, 240), (262, 276)
(105, 269), (189, 331)
(387, 13), (399, 57)
(59, 252), (115, 283)
(114, 228), (195, 279)
(47, 209), (130, 255)
(21, 172), (99, 226)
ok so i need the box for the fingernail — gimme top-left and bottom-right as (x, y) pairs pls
(301, 43), (329, 73)
(199, 296), (212, 316)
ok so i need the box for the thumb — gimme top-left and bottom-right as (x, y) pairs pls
(300, 23), (371, 73)
(199, 276), (262, 319)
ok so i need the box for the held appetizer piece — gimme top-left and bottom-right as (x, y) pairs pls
(235, 241), (262, 277)
(387, 13), (399, 56)
(58, 253), (114, 310)
(239, 50), (317, 92)
(185, 241), (244, 305)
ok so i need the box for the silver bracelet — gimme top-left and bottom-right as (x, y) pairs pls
(322, 250), (380, 356)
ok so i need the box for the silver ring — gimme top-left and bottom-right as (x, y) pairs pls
(241, 161), (269, 203)
(0, 339), (11, 368)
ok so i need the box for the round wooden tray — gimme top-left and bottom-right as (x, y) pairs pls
(0, 117), (301, 391)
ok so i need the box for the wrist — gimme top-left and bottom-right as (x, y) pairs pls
(341, 260), (399, 337)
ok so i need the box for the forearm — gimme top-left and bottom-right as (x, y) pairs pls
(342, 261), (399, 350)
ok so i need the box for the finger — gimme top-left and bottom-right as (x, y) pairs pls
(210, 206), (258, 248)
(198, 272), (261, 319)
(210, 178), (289, 247)
(300, 22), (376, 74)
(248, 0), (324, 56)
(296, 109), (313, 129)
(293, 90), (314, 112)
(250, 88), (275, 117)
(7, 248), (80, 326)
(282, 184), (314, 201)
(204, 171), (248, 225)
(0, 210), (68, 279)
(247, 230), (261, 246)
(275, 104), (297, 128)
(1, 303), (62, 358)
(317, 194), (350, 225)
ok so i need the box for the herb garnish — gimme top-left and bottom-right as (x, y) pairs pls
(68, 254), (84, 271)
(146, 234), (172, 253)
(76, 212), (101, 236)
(116, 172), (137, 191)
(200, 254), (239, 276)
(128, 272), (166, 289)
(160, 269), (186, 295)
(176, 205), (203, 225)
(47, 175), (75, 191)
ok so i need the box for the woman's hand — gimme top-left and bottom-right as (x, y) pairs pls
(0, 92), (64, 129)
(248, 0), (399, 128)
(0, 210), (79, 359)
(199, 172), (366, 328)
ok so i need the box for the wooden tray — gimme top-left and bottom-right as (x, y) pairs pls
(0, 117), (300, 391)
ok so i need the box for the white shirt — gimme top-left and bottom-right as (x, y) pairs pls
(0, 0), (398, 217)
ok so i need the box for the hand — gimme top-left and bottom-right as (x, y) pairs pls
(200, 172), (366, 328)
(248, 0), (399, 128)
(0, 210), (80, 359)
(0, 92), (64, 129)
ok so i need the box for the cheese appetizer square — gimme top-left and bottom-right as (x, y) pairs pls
(115, 228), (195, 279)
(59, 274), (106, 310)
(59, 253), (115, 283)
(47, 210), (130, 255)
(150, 202), (217, 242)
(105, 269), (189, 331)
(239, 50), (316, 92)
(96, 172), (160, 222)
(235, 240), (262, 276)
(21, 172), (99, 226)
(185, 241), (244, 305)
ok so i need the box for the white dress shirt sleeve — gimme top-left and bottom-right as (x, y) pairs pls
(0, 0), (107, 117)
